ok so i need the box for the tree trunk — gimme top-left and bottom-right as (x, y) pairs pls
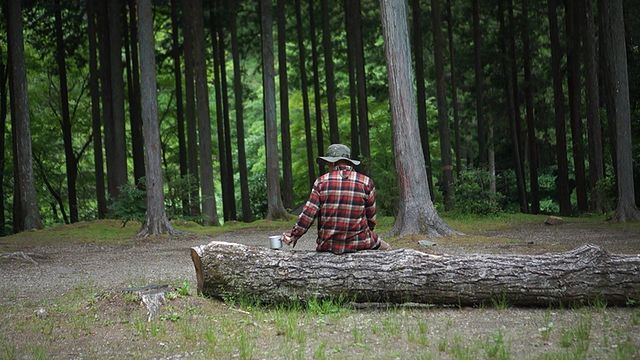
(547, 0), (571, 215)
(601, 0), (640, 222)
(411, 0), (434, 199)
(565, 0), (588, 213)
(598, 0), (617, 190)
(107, 0), (129, 198)
(135, 0), (177, 236)
(87, 0), (107, 219)
(230, 3), (253, 222)
(379, 0), (456, 237)
(170, 0), (189, 216)
(192, 242), (640, 306)
(488, 120), (496, 193)
(522, 0), (539, 214)
(472, 0), (485, 167)
(430, 0), (454, 211)
(97, 0), (115, 205)
(295, 0), (316, 189)
(6, 0), (43, 230)
(186, 0), (219, 226)
(261, 0), (289, 221)
(127, 0), (145, 186)
(345, 0), (360, 161)
(321, 0), (339, 144)
(445, 0), (460, 178)
(580, 0), (604, 213)
(309, 0), (325, 174)
(352, 0), (370, 165)
(0, 43), (7, 235)
(54, 0), (79, 223)
(277, 0), (293, 210)
(182, 0), (200, 217)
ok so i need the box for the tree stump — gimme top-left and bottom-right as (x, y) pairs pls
(190, 241), (640, 306)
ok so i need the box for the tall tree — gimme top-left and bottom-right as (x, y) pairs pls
(547, 0), (571, 215)
(0, 42), (7, 234)
(472, 0), (486, 167)
(430, 0), (454, 210)
(87, 0), (107, 219)
(107, 0), (129, 198)
(522, 0), (539, 214)
(136, 0), (177, 236)
(295, 0), (316, 189)
(445, 0), (461, 177)
(351, 0), (370, 163)
(345, 0), (360, 160)
(309, 0), (325, 174)
(321, 0), (339, 144)
(229, 1), (253, 221)
(53, 0), (79, 223)
(185, 0), (219, 225)
(170, 0), (189, 215)
(6, 0), (43, 230)
(601, 0), (640, 221)
(580, 0), (604, 212)
(565, 0), (588, 212)
(260, 0), (289, 220)
(277, 0), (293, 209)
(126, 0), (145, 185)
(411, 0), (434, 197)
(379, 0), (456, 237)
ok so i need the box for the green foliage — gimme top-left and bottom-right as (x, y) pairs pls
(592, 175), (617, 212)
(454, 170), (504, 215)
(248, 172), (268, 219)
(108, 183), (146, 226)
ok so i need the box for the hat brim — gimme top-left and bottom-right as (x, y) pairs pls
(317, 156), (361, 166)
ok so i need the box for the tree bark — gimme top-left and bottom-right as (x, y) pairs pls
(0, 43), (7, 234)
(308, 0), (325, 174)
(522, 0), (539, 214)
(87, 0), (108, 219)
(547, 0), (571, 215)
(345, 0), (360, 161)
(126, 0), (145, 186)
(97, 0), (115, 205)
(580, 0), (604, 213)
(170, 0), (189, 216)
(192, 242), (640, 306)
(107, 0), (129, 199)
(379, 0), (456, 237)
(445, 0), (460, 178)
(277, 0), (293, 209)
(430, 0), (454, 211)
(321, 0), (339, 144)
(601, 0), (640, 222)
(230, 3), (253, 222)
(472, 0), (485, 167)
(136, 0), (177, 236)
(295, 0), (316, 189)
(261, 0), (289, 221)
(410, 0), (434, 199)
(564, 0), (588, 212)
(7, 0), (43, 230)
(352, 0), (370, 165)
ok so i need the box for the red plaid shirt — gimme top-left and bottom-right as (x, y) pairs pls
(290, 165), (379, 254)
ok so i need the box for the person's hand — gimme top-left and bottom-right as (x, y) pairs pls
(281, 231), (297, 248)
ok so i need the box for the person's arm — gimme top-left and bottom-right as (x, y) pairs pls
(365, 179), (377, 230)
(283, 180), (321, 246)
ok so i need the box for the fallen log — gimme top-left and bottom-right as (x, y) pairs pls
(190, 241), (640, 306)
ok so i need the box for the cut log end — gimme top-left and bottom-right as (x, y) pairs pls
(191, 247), (204, 295)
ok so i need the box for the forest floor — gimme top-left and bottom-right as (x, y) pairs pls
(0, 214), (639, 359)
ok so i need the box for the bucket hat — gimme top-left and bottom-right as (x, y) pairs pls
(317, 144), (361, 166)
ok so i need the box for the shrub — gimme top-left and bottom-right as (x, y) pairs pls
(454, 170), (504, 215)
(108, 182), (146, 226)
(248, 172), (268, 219)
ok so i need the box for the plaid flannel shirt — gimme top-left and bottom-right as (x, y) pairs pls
(290, 165), (379, 254)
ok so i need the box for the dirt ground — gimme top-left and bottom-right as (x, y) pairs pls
(0, 219), (639, 359)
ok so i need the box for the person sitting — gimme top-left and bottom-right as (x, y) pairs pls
(281, 144), (391, 253)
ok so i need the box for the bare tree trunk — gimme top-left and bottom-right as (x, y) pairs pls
(522, 0), (539, 214)
(547, 0), (571, 215)
(277, 0), (293, 209)
(601, 0), (640, 222)
(185, 0), (219, 226)
(472, 0), (485, 167)
(580, 0), (604, 213)
(345, 0), (360, 161)
(170, 0), (189, 216)
(0, 43), (7, 234)
(230, 3), (253, 222)
(136, 0), (177, 236)
(321, 0), (339, 144)
(87, 0), (107, 219)
(97, 1), (115, 204)
(6, 0), (43, 230)
(565, 0), (588, 212)
(126, 0), (145, 186)
(445, 0), (460, 178)
(295, 0), (316, 189)
(430, 0), (454, 211)
(261, 0), (289, 220)
(379, 0), (456, 237)
(488, 119), (496, 194)
(309, 0), (325, 174)
(352, 0), (370, 165)
(410, 0), (434, 198)
(107, 0), (129, 198)
(598, 0), (617, 190)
